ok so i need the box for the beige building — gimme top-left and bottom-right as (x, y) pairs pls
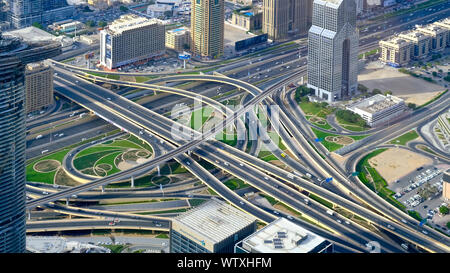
(398, 31), (430, 60)
(190, 0), (224, 58)
(231, 9), (262, 32)
(88, 0), (112, 9)
(99, 14), (166, 69)
(166, 27), (190, 52)
(262, 0), (312, 41)
(416, 24), (448, 52)
(226, 0), (254, 5)
(379, 37), (412, 66)
(434, 18), (450, 46)
(25, 62), (54, 113)
(443, 169), (450, 201)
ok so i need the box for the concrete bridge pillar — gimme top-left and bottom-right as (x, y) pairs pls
(66, 198), (69, 206)
(101, 185), (105, 193)
(27, 210), (31, 220)
(131, 176), (135, 188)
(157, 165), (160, 176)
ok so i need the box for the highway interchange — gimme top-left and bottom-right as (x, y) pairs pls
(25, 6), (450, 253)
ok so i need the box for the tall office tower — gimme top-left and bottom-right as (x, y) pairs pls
(8, 0), (74, 28)
(0, 33), (27, 253)
(25, 62), (54, 114)
(307, 0), (359, 102)
(190, 0), (224, 59)
(262, 0), (312, 41)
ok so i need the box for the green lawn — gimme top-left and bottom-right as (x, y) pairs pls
(389, 130), (419, 145)
(94, 151), (123, 176)
(191, 107), (214, 130)
(310, 128), (343, 152)
(73, 150), (122, 170)
(155, 233), (169, 239)
(307, 116), (334, 130)
(26, 149), (71, 184)
(75, 146), (122, 158)
(335, 116), (369, 132)
(224, 178), (249, 190)
(260, 193), (278, 206)
(299, 101), (333, 118)
(216, 132), (237, 146)
(188, 199), (207, 207)
(309, 193), (333, 209)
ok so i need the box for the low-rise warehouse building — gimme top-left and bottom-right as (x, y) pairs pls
(234, 218), (333, 253)
(346, 94), (406, 127)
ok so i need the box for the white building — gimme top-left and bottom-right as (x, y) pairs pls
(26, 236), (111, 253)
(170, 198), (257, 253)
(346, 94), (406, 127)
(234, 218), (333, 253)
(99, 14), (166, 69)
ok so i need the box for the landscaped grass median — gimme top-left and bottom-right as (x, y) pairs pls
(224, 178), (249, 190)
(356, 148), (406, 211)
(389, 130), (419, 145)
(310, 128), (370, 152)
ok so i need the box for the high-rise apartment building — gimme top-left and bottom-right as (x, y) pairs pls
(262, 0), (312, 41)
(8, 0), (75, 28)
(170, 198), (257, 253)
(166, 27), (190, 52)
(443, 169), (450, 201)
(0, 33), (27, 253)
(379, 37), (412, 67)
(99, 14), (165, 69)
(190, 0), (224, 59)
(25, 62), (54, 113)
(307, 0), (359, 102)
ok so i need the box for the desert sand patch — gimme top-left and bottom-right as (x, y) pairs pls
(368, 148), (432, 185)
(358, 63), (444, 105)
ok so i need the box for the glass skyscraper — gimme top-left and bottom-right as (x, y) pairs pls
(307, 0), (359, 102)
(8, 0), (74, 28)
(0, 33), (27, 253)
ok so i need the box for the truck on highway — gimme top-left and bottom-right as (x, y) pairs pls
(326, 209), (334, 216)
(305, 173), (312, 179)
(35, 135), (43, 140)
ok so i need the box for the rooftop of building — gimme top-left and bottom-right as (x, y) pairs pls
(26, 236), (110, 253)
(315, 0), (343, 7)
(26, 62), (51, 72)
(399, 30), (430, 41)
(5, 26), (56, 43)
(348, 94), (404, 114)
(417, 24), (447, 34)
(173, 198), (257, 244)
(434, 18), (450, 28)
(167, 27), (189, 34)
(240, 218), (328, 253)
(106, 14), (162, 34)
(380, 36), (411, 47)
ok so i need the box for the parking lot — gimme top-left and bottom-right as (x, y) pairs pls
(390, 165), (447, 219)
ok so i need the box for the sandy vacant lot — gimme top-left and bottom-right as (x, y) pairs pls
(368, 148), (432, 185)
(358, 62), (444, 105)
